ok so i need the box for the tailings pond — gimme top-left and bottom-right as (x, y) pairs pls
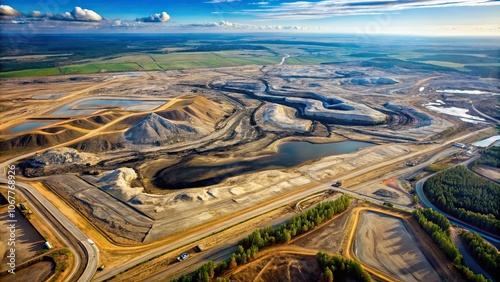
(9, 121), (60, 133)
(154, 140), (375, 189)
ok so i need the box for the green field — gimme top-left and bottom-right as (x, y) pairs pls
(0, 67), (61, 78)
(0, 51), (281, 77)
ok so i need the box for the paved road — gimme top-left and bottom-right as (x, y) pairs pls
(414, 163), (500, 249)
(1, 183), (82, 281)
(471, 103), (500, 124)
(0, 163), (98, 282)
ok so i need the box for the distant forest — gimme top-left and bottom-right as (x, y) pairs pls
(473, 146), (500, 168)
(423, 166), (500, 234)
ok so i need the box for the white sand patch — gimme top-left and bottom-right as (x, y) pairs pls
(424, 104), (485, 123)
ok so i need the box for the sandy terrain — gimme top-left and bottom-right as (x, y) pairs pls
(0, 204), (45, 272)
(230, 253), (321, 282)
(0, 261), (54, 282)
(293, 201), (356, 253)
(355, 211), (441, 282)
(474, 165), (500, 182)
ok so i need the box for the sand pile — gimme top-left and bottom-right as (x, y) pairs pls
(125, 113), (206, 145)
(96, 167), (144, 201)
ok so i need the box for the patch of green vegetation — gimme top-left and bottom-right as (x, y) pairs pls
(459, 230), (500, 280)
(152, 51), (280, 70)
(420, 61), (466, 69)
(413, 54), (499, 64)
(424, 166), (500, 233)
(424, 164), (448, 173)
(413, 209), (490, 282)
(171, 195), (352, 282)
(60, 63), (142, 74)
(140, 63), (163, 70)
(317, 252), (371, 282)
(60, 64), (102, 75)
(473, 146), (500, 168)
(361, 57), (458, 72)
(0, 67), (61, 78)
(285, 56), (347, 65)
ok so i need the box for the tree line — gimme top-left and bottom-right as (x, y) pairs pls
(423, 166), (500, 233)
(316, 252), (371, 282)
(413, 208), (490, 282)
(473, 146), (500, 168)
(171, 195), (352, 282)
(459, 230), (500, 281)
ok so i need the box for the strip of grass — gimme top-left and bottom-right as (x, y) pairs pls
(0, 67), (61, 78)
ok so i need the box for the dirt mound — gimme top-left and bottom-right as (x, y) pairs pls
(341, 77), (398, 85)
(125, 113), (205, 145)
(71, 132), (124, 152)
(0, 129), (84, 151)
(27, 147), (99, 168)
(95, 167), (144, 201)
(373, 188), (400, 198)
(157, 95), (229, 125)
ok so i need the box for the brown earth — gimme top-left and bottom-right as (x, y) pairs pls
(474, 165), (500, 182)
(355, 211), (441, 282)
(230, 253), (322, 282)
(0, 261), (54, 282)
(0, 201), (45, 273)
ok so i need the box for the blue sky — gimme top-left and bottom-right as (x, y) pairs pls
(0, 0), (499, 35)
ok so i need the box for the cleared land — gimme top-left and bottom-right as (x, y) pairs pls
(0, 261), (54, 282)
(229, 253), (322, 282)
(355, 211), (441, 282)
(0, 203), (45, 273)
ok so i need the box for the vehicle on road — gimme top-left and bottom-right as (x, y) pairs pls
(332, 180), (343, 187)
(177, 253), (189, 261)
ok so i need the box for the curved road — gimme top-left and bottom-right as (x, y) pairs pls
(0, 163), (98, 282)
(415, 167), (500, 249)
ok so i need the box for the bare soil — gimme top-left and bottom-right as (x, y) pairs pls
(474, 165), (500, 182)
(229, 253), (322, 282)
(354, 211), (441, 282)
(0, 261), (54, 282)
(0, 203), (45, 272)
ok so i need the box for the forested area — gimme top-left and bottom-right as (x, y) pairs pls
(459, 230), (500, 280)
(316, 252), (371, 282)
(423, 166), (500, 233)
(171, 195), (352, 282)
(474, 147), (500, 168)
(413, 208), (490, 282)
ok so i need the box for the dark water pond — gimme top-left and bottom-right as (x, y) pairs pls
(155, 140), (375, 189)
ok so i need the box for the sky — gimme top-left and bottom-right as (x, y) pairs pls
(0, 0), (499, 36)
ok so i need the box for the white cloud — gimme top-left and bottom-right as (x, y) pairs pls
(249, 2), (269, 5)
(136, 11), (171, 23)
(27, 11), (44, 18)
(50, 6), (102, 21)
(0, 5), (22, 16)
(181, 21), (307, 31)
(245, 0), (500, 20)
(205, 0), (241, 3)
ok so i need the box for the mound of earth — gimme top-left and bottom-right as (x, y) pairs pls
(341, 77), (398, 85)
(124, 113), (206, 145)
(27, 147), (98, 168)
(0, 128), (84, 152)
(95, 167), (144, 201)
(262, 103), (312, 131)
(373, 189), (400, 198)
